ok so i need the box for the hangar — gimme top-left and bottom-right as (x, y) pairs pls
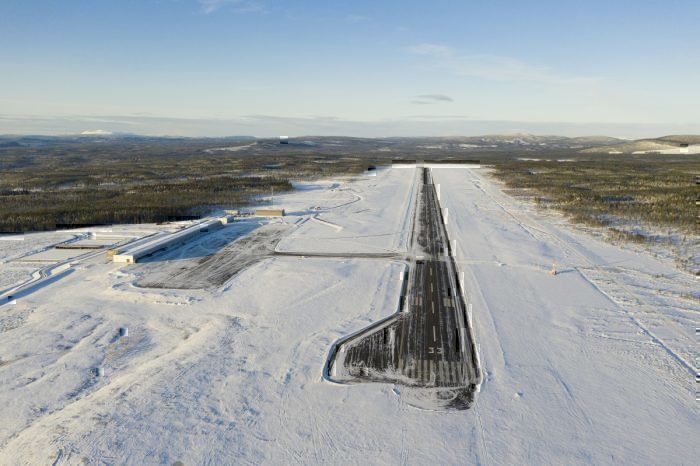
(112, 217), (231, 264)
(254, 209), (285, 217)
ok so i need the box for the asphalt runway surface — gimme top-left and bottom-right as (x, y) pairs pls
(330, 168), (480, 409)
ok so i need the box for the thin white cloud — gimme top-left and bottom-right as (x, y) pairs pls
(198, 0), (264, 14)
(411, 94), (454, 105)
(405, 114), (472, 120)
(408, 43), (452, 58)
(409, 43), (599, 85)
(345, 14), (372, 23)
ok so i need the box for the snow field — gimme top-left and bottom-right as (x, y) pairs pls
(432, 167), (698, 464)
(0, 166), (696, 464)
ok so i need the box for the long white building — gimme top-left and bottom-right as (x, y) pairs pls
(112, 217), (227, 264)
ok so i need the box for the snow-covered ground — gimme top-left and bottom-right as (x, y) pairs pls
(0, 167), (697, 464)
(276, 169), (416, 254)
(433, 167), (698, 463)
(0, 233), (78, 290)
(0, 233), (77, 263)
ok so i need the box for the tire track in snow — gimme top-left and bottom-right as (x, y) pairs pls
(576, 270), (696, 376)
(473, 402), (491, 466)
(399, 425), (409, 465)
(0, 318), (227, 459)
(545, 358), (594, 429)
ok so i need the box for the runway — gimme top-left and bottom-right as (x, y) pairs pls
(328, 167), (480, 409)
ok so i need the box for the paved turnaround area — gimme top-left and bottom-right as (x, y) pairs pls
(328, 167), (481, 409)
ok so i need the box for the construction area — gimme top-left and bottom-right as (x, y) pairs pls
(111, 215), (235, 264)
(134, 222), (291, 289)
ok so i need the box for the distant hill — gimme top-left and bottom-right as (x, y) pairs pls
(567, 136), (623, 146)
(656, 135), (700, 145)
(580, 136), (700, 154)
(1, 132), (698, 155)
(0, 133), (257, 148)
(427, 133), (622, 147)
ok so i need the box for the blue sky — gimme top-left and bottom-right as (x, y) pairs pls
(1, 0), (698, 137)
